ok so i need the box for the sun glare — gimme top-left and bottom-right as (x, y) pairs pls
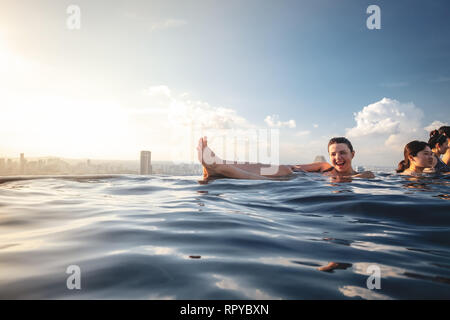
(0, 34), (10, 71)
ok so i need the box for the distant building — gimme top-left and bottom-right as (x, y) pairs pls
(313, 155), (326, 163)
(0, 158), (5, 175)
(20, 153), (26, 174)
(140, 151), (152, 175)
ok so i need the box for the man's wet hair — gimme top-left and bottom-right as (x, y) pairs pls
(328, 137), (354, 153)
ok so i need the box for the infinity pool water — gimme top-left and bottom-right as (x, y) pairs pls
(0, 173), (449, 299)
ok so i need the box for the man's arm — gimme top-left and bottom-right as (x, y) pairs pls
(291, 162), (333, 173)
(352, 171), (375, 178)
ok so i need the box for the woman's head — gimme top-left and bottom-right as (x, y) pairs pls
(328, 137), (355, 173)
(396, 141), (433, 173)
(428, 130), (449, 155)
(438, 126), (450, 137)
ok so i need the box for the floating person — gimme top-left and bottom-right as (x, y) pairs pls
(428, 130), (450, 173)
(396, 141), (434, 175)
(438, 126), (450, 166)
(197, 136), (374, 180)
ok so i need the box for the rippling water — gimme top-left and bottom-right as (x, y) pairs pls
(0, 173), (449, 299)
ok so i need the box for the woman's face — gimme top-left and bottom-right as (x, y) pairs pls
(328, 143), (354, 172)
(437, 139), (449, 155)
(409, 146), (434, 168)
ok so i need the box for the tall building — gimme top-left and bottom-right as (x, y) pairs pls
(0, 158), (5, 175)
(20, 153), (26, 174)
(140, 151), (152, 175)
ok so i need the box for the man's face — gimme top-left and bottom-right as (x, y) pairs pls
(328, 143), (354, 172)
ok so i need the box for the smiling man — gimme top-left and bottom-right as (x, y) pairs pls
(291, 137), (375, 178)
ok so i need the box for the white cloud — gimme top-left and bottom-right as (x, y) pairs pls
(168, 99), (252, 131)
(424, 120), (448, 132)
(339, 285), (391, 300)
(135, 85), (256, 162)
(141, 86), (252, 130)
(264, 115), (296, 128)
(313, 124), (319, 128)
(346, 97), (424, 150)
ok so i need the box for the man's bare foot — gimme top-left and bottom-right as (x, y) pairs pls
(197, 136), (223, 179)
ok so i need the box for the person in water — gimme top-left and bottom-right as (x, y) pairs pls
(428, 129), (450, 173)
(197, 136), (375, 180)
(438, 126), (450, 166)
(290, 137), (374, 178)
(396, 141), (434, 175)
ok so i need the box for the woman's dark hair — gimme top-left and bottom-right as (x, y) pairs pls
(428, 130), (447, 149)
(396, 140), (430, 173)
(438, 126), (450, 137)
(328, 137), (354, 153)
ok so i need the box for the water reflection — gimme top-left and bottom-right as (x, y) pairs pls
(403, 272), (450, 285)
(403, 182), (431, 190)
(350, 241), (405, 252)
(401, 176), (441, 192)
(108, 245), (212, 261)
(338, 285), (391, 300)
(352, 262), (406, 279)
(321, 237), (352, 246)
(1, 174), (450, 299)
(212, 274), (281, 300)
(328, 176), (354, 183)
(434, 194), (450, 200)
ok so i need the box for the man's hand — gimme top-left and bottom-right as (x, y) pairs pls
(353, 171), (375, 179)
(290, 165), (306, 172)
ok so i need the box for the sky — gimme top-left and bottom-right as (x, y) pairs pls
(0, 0), (449, 166)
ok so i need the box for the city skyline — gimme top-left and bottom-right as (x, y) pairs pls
(0, 151), (203, 176)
